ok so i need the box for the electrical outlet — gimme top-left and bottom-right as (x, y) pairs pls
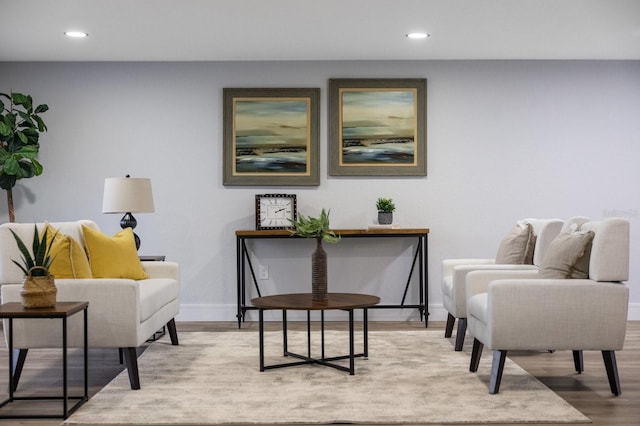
(259, 265), (269, 280)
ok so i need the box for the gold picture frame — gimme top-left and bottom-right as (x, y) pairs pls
(223, 88), (320, 186)
(328, 78), (427, 176)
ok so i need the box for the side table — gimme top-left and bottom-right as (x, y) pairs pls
(0, 302), (88, 419)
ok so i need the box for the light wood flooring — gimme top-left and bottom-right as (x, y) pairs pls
(0, 320), (638, 425)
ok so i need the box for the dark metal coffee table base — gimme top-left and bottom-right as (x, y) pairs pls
(253, 293), (380, 375)
(259, 309), (368, 374)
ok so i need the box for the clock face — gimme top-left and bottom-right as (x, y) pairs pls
(255, 194), (297, 230)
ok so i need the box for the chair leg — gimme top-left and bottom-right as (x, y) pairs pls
(489, 350), (508, 394)
(9, 349), (28, 393)
(602, 351), (621, 396)
(444, 313), (455, 338)
(167, 318), (179, 345)
(454, 318), (467, 351)
(121, 347), (141, 390)
(572, 350), (584, 373)
(470, 338), (484, 372)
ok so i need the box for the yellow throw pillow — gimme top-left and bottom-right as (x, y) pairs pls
(44, 224), (93, 279)
(82, 225), (148, 280)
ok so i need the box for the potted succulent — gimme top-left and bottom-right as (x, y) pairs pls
(0, 92), (49, 223)
(376, 197), (396, 225)
(9, 225), (57, 308)
(289, 208), (339, 301)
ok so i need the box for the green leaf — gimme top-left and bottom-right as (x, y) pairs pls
(18, 111), (35, 127)
(0, 121), (10, 136)
(33, 227), (47, 266)
(0, 173), (17, 190)
(17, 144), (39, 156)
(4, 112), (16, 127)
(9, 228), (35, 272)
(31, 158), (43, 175)
(33, 115), (47, 132)
(11, 259), (28, 276)
(12, 93), (32, 111)
(16, 130), (28, 144)
(20, 128), (39, 144)
(34, 104), (49, 114)
(3, 156), (19, 174)
(17, 161), (37, 178)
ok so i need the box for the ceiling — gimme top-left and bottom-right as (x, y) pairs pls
(1, 0), (639, 62)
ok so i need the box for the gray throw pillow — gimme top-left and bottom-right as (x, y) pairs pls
(495, 223), (536, 264)
(538, 231), (595, 279)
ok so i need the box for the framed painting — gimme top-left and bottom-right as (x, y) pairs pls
(328, 78), (427, 176)
(223, 88), (320, 186)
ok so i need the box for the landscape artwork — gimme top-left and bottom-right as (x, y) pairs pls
(233, 98), (310, 175)
(328, 79), (426, 176)
(340, 88), (417, 166)
(223, 88), (320, 186)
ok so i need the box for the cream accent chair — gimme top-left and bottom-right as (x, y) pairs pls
(466, 218), (629, 394)
(442, 218), (564, 351)
(0, 220), (180, 390)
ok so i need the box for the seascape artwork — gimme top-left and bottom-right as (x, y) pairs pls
(233, 98), (310, 175)
(340, 89), (417, 166)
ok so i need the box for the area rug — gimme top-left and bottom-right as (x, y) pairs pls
(64, 330), (589, 425)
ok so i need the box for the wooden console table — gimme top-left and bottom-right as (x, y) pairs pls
(236, 228), (429, 328)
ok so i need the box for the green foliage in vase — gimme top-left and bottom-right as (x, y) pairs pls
(376, 197), (396, 213)
(9, 225), (56, 277)
(289, 208), (340, 243)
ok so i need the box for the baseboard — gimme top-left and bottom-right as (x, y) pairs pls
(176, 302), (640, 322)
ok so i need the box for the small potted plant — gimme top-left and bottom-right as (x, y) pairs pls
(9, 225), (57, 308)
(376, 197), (396, 225)
(289, 208), (339, 301)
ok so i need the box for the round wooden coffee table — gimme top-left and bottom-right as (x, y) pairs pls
(251, 293), (380, 375)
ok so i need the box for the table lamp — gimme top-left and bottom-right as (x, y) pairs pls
(102, 175), (155, 250)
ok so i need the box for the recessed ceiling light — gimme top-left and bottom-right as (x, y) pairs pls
(406, 32), (430, 39)
(64, 31), (89, 38)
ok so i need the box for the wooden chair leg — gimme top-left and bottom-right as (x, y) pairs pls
(454, 318), (467, 351)
(121, 347), (141, 390)
(167, 318), (179, 345)
(470, 338), (483, 372)
(573, 350), (584, 373)
(444, 313), (455, 338)
(10, 349), (28, 393)
(602, 351), (621, 395)
(489, 350), (507, 394)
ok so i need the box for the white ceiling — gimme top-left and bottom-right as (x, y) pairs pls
(1, 0), (639, 62)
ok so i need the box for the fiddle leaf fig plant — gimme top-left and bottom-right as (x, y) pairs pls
(289, 208), (340, 243)
(0, 91), (49, 222)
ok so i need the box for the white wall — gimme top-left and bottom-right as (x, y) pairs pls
(1, 60), (638, 322)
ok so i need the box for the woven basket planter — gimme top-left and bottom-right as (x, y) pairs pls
(20, 266), (57, 308)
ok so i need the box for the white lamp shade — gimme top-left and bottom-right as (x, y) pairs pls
(102, 177), (155, 214)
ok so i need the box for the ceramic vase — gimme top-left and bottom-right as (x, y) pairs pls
(311, 237), (328, 301)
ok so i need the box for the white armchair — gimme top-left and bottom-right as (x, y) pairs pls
(442, 218), (564, 350)
(466, 218), (630, 394)
(0, 220), (180, 390)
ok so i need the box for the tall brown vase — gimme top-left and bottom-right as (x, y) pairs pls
(311, 237), (328, 301)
